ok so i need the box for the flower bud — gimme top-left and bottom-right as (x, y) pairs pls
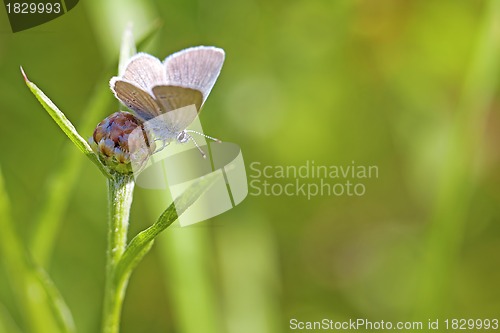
(90, 111), (155, 174)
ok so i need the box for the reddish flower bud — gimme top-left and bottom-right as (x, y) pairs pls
(90, 112), (155, 174)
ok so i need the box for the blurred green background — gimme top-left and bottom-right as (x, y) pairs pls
(1, 0), (500, 332)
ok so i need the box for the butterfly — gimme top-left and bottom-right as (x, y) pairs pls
(110, 46), (225, 157)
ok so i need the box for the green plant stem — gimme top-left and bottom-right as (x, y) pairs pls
(100, 165), (218, 333)
(102, 174), (135, 333)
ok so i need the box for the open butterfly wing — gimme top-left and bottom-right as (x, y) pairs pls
(109, 47), (223, 134)
(120, 53), (166, 91)
(163, 46), (225, 105)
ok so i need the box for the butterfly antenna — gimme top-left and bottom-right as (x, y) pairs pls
(185, 129), (222, 143)
(186, 134), (207, 158)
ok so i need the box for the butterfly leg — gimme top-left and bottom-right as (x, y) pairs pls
(177, 130), (207, 158)
(153, 138), (170, 154)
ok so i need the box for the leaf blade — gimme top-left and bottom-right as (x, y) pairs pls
(114, 171), (219, 283)
(21, 67), (112, 179)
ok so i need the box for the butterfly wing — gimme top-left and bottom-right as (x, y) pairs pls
(145, 104), (200, 140)
(110, 48), (223, 134)
(109, 53), (167, 120)
(152, 85), (203, 112)
(120, 53), (166, 91)
(110, 79), (162, 120)
(149, 85), (203, 136)
(163, 46), (225, 105)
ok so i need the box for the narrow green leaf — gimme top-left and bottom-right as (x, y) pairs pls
(21, 67), (112, 179)
(0, 303), (23, 333)
(117, 19), (163, 74)
(33, 267), (76, 333)
(30, 81), (113, 266)
(135, 19), (162, 51)
(114, 172), (219, 283)
(0, 167), (76, 333)
(118, 23), (137, 75)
